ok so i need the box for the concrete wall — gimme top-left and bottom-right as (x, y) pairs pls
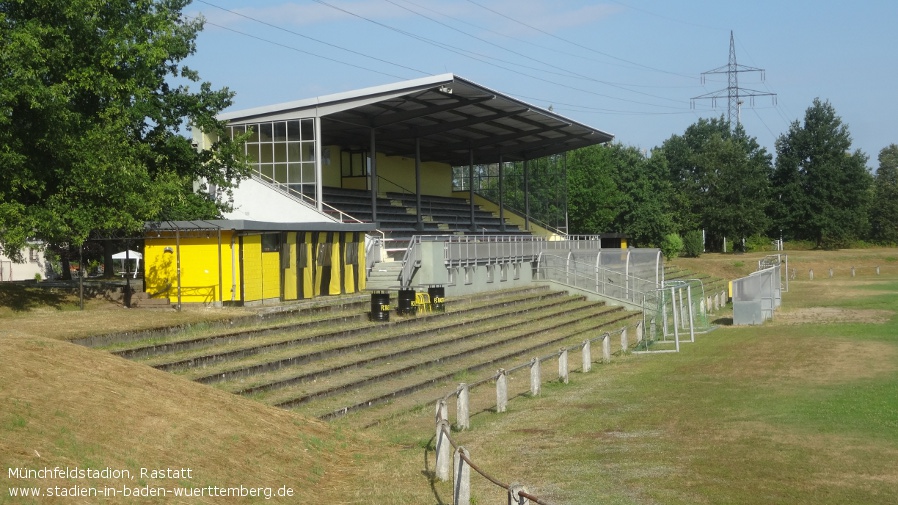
(412, 241), (536, 298)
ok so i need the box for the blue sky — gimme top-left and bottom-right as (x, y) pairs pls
(184, 0), (897, 167)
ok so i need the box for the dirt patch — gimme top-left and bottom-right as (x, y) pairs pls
(775, 307), (894, 325)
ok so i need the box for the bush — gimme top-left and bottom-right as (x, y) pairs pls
(682, 230), (704, 257)
(660, 233), (684, 261)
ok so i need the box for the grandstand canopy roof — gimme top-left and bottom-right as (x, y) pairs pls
(220, 74), (614, 166)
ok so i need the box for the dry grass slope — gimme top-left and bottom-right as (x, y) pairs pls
(0, 333), (385, 504)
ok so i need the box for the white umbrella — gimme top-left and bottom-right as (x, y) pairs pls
(111, 250), (142, 278)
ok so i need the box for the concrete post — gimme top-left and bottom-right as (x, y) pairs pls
(650, 318), (656, 340)
(602, 333), (611, 363)
(508, 483), (530, 505)
(809, 269), (814, 280)
(496, 369), (508, 413)
(582, 340), (592, 373)
(635, 320), (643, 344)
(829, 268), (833, 278)
(699, 298), (706, 316)
(529, 358), (540, 396)
(435, 419), (451, 482)
(876, 266), (881, 275)
(558, 349), (569, 384)
(456, 384), (469, 431)
(435, 399), (448, 424)
(620, 327), (629, 352)
(851, 266), (856, 277)
(454, 446), (471, 505)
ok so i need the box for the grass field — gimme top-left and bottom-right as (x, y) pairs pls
(1, 248), (896, 504)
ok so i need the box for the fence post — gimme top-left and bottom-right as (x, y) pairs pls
(456, 383), (469, 431)
(529, 358), (540, 396)
(602, 333), (611, 363)
(454, 446), (471, 505)
(636, 320), (643, 344)
(620, 327), (629, 352)
(686, 284), (695, 343)
(558, 349), (569, 384)
(435, 419), (451, 482)
(809, 269), (814, 280)
(582, 340), (592, 373)
(436, 399), (448, 424)
(508, 483), (530, 505)
(496, 369), (508, 413)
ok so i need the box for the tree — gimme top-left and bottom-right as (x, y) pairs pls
(604, 144), (676, 247)
(658, 117), (772, 250)
(566, 145), (622, 234)
(870, 145), (898, 244)
(772, 99), (871, 248)
(0, 0), (248, 259)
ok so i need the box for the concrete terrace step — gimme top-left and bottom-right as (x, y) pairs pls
(256, 302), (621, 410)
(96, 283), (641, 425)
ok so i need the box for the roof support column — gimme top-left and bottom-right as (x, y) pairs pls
(370, 128), (378, 225)
(415, 137), (423, 231)
(315, 116), (323, 213)
(563, 152), (569, 235)
(524, 158), (531, 232)
(468, 149), (476, 231)
(498, 154), (505, 233)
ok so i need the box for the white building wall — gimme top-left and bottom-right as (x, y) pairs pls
(0, 245), (52, 281)
(222, 177), (337, 224)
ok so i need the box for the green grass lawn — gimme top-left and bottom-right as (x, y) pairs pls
(361, 273), (898, 504)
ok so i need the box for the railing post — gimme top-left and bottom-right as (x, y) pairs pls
(620, 327), (629, 352)
(582, 340), (591, 373)
(558, 348), (569, 384)
(602, 333), (611, 363)
(454, 446), (471, 505)
(508, 483), (530, 505)
(435, 419), (451, 482)
(687, 284), (695, 343)
(529, 358), (540, 396)
(436, 399), (448, 424)
(496, 369), (508, 413)
(456, 383), (469, 431)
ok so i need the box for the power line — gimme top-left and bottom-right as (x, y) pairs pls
(199, 19), (409, 80)
(462, 0), (695, 79)
(391, 0), (700, 89)
(310, 0), (691, 110)
(381, 0), (687, 104)
(195, 0), (429, 76)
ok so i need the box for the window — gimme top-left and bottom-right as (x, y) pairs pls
(229, 118), (317, 194)
(28, 248), (40, 262)
(261, 234), (280, 253)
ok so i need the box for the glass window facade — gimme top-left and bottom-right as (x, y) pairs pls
(229, 119), (317, 197)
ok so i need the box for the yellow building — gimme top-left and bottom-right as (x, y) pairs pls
(144, 220), (373, 306)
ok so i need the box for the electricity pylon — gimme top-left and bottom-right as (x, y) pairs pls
(692, 31), (776, 130)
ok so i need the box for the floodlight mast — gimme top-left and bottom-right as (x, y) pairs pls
(691, 31), (777, 130)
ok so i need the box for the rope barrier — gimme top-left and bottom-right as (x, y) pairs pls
(440, 424), (556, 505)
